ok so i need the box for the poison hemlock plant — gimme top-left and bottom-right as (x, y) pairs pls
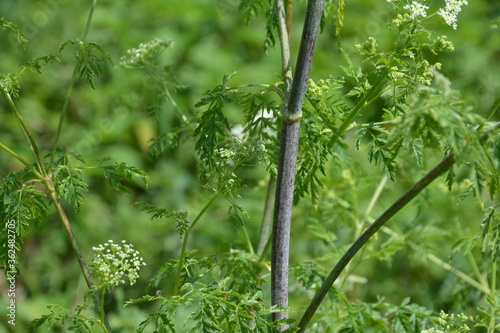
(1, 0), (499, 332)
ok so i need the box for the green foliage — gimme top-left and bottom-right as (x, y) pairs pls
(0, 17), (27, 46)
(60, 39), (112, 89)
(0, 72), (22, 99)
(57, 174), (88, 213)
(146, 131), (182, 161)
(239, 0), (270, 25)
(0, 169), (47, 272)
(134, 202), (190, 238)
(21, 55), (60, 74)
(194, 72), (235, 171)
(479, 208), (499, 260)
(27, 304), (95, 332)
(128, 252), (293, 332)
(98, 157), (149, 193)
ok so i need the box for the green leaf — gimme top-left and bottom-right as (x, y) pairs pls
(194, 73), (235, 170)
(60, 39), (113, 89)
(99, 159), (149, 193)
(0, 17), (28, 47)
(146, 131), (181, 161)
(239, 0), (268, 25)
(228, 203), (248, 228)
(0, 170), (48, 272)
(58, 175), (88, 214)
(28, 304), (95, 332)
(479, 208), (499, 259)
(134, 202), (190, 238)
(0, 73), (23, 99)
(21, 55), (60, 74)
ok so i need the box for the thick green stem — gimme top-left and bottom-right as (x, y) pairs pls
(272, 0), (324, 328)
(172, 195), (218, 296)
(296, 153), (456, 332)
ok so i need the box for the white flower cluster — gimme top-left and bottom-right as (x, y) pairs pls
(120, 38), (173, 68)
(92, 240), (146, 288)
(420, 311), (470, 333)
(403, 1), (429, 20)
(438, 0), (468, 29)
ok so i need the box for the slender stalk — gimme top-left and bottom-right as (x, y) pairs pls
(358, 175), (388, 231)
(49, 0), (98, 170)
(381, 226), (491, 295)
(257, 175), (276, 255)
(341, 175), (388, 287)
(272, 0), (324, 328)
(172, 195), (218, 296)
(466, 251), (490, 291)
(428, 252), (490, 295)
(43, 178), (112, 332)
(276, 0), (292, 97)
(336, 70), (388, 137)
(242, 225), (255, 255)
(488, 259), (497, 333)
(285, 0), (293, 40)
(99, 289), (109, 333)
(1, 87), (47, 176)
(0, 142), (42, 178)
(296, 153), (456, 332)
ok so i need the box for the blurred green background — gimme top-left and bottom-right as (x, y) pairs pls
(0, 0), (499, 331)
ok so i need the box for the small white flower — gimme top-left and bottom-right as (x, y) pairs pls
(403, 1), (429, 19)
(438, 0), (468, 29)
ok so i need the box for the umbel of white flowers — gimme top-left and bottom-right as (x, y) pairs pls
(438, 0), (468, 29)
(389, 0), (468, 30)
(403, 1), (429, 19)
(92, 240), (146, 288)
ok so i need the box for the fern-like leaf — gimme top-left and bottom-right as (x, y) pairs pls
(146, 131), (181, 161)
(58, 175), (88, 214)
(99, 158), (149, 193)
(0, 73), (23, 99)
(21, 55), (60, 74)
(60, 39), (112, 89)
(0, 18), (28, 47)
(194, 73), (235, 170)
(0, 170), (48, 272)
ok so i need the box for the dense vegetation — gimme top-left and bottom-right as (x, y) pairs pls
(0, 0), (499, 332)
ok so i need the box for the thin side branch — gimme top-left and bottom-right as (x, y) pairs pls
(296, 153), (456, 332)
(257, 175), (276, 255)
